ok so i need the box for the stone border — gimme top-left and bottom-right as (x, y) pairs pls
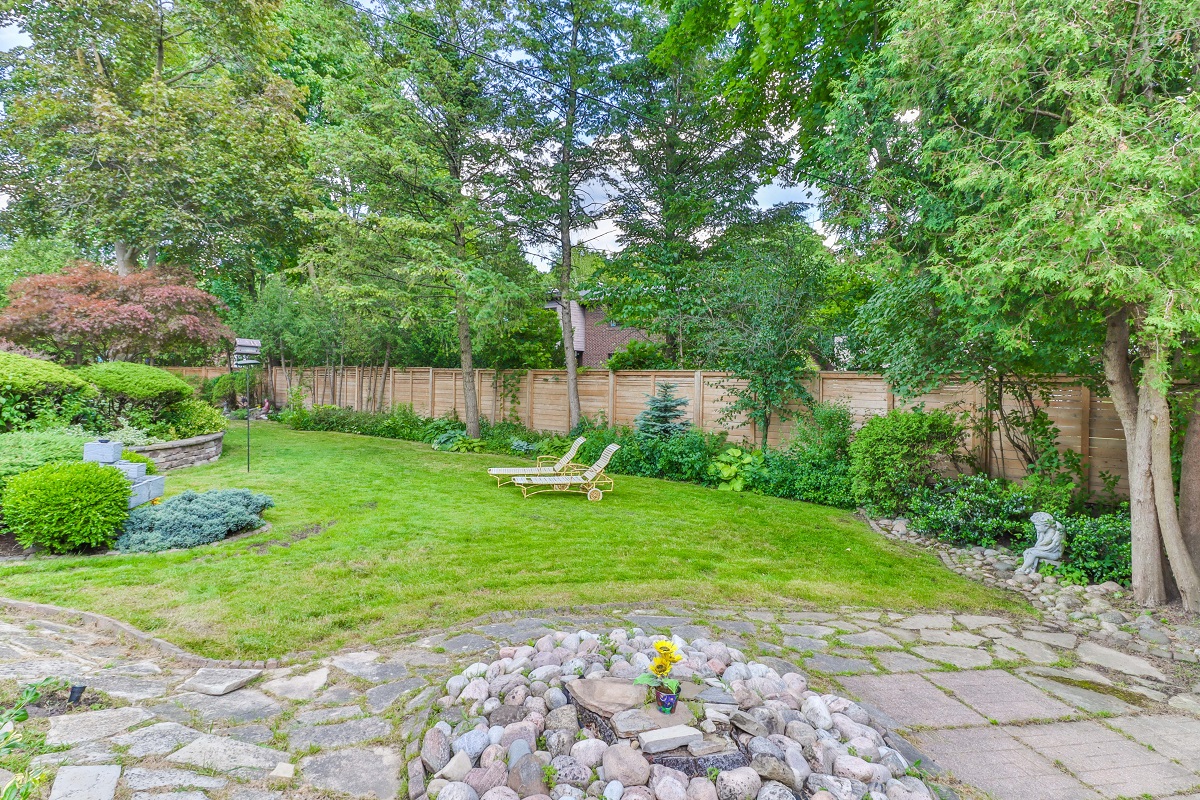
(129, 430), (225, 471)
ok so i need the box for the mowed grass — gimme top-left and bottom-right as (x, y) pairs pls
(0, 423), (1023, 659)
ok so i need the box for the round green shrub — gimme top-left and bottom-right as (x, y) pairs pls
(147, 399), (227, 440)
(848, 408), (964, 515)
(0, 428), (90, 487)
(78, 362), (194, 415)
(0, 351), (94, 430)
(2, 462), (130, 553)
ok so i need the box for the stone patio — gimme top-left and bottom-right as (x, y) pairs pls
(0, 602), (1198, 800)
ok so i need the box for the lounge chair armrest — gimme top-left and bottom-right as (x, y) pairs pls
(536, 455), (558, 468)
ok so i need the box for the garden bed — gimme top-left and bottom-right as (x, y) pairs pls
(129, 430), (225, 470)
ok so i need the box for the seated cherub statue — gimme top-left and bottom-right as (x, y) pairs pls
(1016, 511), (1065, 575)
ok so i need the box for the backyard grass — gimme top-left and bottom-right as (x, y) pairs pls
(0, 423), (1024, 659)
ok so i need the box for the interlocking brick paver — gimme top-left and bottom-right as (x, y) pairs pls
(1108, 715), (1200, 772)
(839, 673), (985, 729)
(924, 670), (1075, 723)
(911, 726), (1099, 800)
(1008, 721), (1199, 799)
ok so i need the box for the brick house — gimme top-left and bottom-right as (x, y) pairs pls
(544, 294), (650, 368)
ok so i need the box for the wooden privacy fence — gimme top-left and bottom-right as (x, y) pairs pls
(248, 366), (1128, 493)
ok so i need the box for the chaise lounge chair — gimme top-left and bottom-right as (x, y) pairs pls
(511, 443), (620, 501)
(487, 436), (587, 486)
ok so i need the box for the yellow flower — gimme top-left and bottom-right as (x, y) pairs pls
(650, 656), (672, 677)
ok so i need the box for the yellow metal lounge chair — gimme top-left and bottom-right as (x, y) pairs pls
(512, 443), (620, 501)
(487, 436), (587, 486)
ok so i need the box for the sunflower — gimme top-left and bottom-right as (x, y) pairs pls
(654, 641), (683, 664)
(649, 656), (672, 677)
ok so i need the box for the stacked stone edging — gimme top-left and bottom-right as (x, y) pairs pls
(129, 430), (224, 471)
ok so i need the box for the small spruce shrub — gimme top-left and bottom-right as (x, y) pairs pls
(2, 462), (130, 553)
(116, 489), (274, 553)
(634, 383), (691, 438)
(78, 362), (194, 416)
(848, 408), (964, 514)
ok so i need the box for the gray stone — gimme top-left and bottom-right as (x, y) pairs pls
(75, 674), (168, 701)
(750, 755), (794, 788)
(604, 780), (625, 800)
(438, 751), (474, 782)
(1076, 642), (1166, 680)
(730, 711), (769, 738)
(638, 725), (702, 754)
(911, 646), (992, 669)
(46, 706), (155, 745)
(294, 704), (362, 725)
(330, 651), (410, 683)
(803, 654), (877, 675)
(49, 765), (122, 800)
(367, 678), (426, 713)
(302, 746), (403, 799)
(715, 767), (761, 800)
(442, 782), (482, 800)
(873, 653), (935, 673)
(130, 793), (206, 800)
(893, 615), (953, 630)
(508, 753), (550, 796)
(424, 728), (455, 772)
(545, 705), (580, 732)
(1022, 630), (1078, 648)
(226, 724), (273, 744)
(756, 780), (795, 800)
(123, 767), (227, 790)
(163, 689), (283, 723)
(551, 755), (591, 788)
(545, 687), (569, 710)
(454, 728), (492, 762)
(179, 667), (261, 696)
(839, 631), (901, 649)
(262, 667), (328, 700)
(602, 744), (650, 786)
(1018, 673), (1139, 715)
(568, 678), (645, 716)
(30, 741), (116, 769)
(291, 717), (392, 750)
(444, 634), (497, 654)
(918, 629), (985, 647)
(994, 637), (1058, 665)
(228, 791), (281, 800)
(166, 734), (288, 772)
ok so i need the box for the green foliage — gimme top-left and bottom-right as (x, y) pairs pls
(1, 462), (130, 553)
(147, 400), (227, 441)
(634, 383), (691, 438)
(78, 362), (194, 418)
(577, 424), (727, 485)
(0, 677), (63, 800)
(753, 402), (856, 508)
(206, 372), (250, 406)
(0, 237), (76, 306)
(116, 489), (274, 553)
(605, 340), (673, 371)
(1046, 514), (1133, 587)
(0, 429), (90, 487)
(432, 431), (484, 453)
(0, 351), (92, 431)
(909, 475), (1039, 549)
(707, 446), (764, 492)
(848, 409), (964, 515)
(283, 403), (433, 441)
(121, 450), (157, 476)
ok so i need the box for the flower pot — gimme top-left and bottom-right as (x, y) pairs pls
(655, 687), (679, 714)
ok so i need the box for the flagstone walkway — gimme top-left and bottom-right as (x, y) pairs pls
(1, 601), (1199, 800)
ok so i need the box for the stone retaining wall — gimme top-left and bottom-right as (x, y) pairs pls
(130, 430), (225, 471)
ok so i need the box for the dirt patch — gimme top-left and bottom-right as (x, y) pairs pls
(0, 533), (28, 559)
(248, 520), (334, 554)
(22, 685), (120, 718)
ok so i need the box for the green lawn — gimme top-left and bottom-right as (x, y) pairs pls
(0, 423), (1023, 659)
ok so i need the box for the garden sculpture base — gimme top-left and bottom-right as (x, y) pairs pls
(83, 438), (164, 508)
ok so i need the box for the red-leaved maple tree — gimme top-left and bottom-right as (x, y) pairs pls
(0, 264), (232, 362)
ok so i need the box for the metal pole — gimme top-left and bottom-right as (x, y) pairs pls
(246, 365), (252, 473)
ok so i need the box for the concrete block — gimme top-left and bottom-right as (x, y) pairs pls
(83, 440), (124, 464)
(129, 475), (165, 508)
(112, 460), (147, 480)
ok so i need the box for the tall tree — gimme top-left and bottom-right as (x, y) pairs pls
(505, 0), (631, 429)
(0, 0), (310, 283)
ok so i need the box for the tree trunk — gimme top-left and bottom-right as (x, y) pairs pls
(1146, 356), (1200, 612)
(1104, 308), (1167, 604)
(115, 241), (137, 276)
(456, 290), (481, 438)
(1180, 395), (1200, 566)
(557, 22), (582, 432)
(144, 244), (157, 270)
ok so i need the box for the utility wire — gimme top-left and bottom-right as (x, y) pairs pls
(328, 0), (870, 198)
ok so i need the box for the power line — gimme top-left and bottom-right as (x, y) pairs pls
(327, 0), (870, 198)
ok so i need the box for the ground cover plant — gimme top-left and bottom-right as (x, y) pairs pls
(0, 423), (1020, 659)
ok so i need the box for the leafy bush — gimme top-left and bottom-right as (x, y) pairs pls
(708, 446), (765, 491)
(0, 428), (89, 487)
(79, 361), (194, 417)
(2, 462), (130, 553)
(909, 475), (1036, 548)
(848, 408), (964, 514)
(577, 424), (726, 484)
(605, 340), (673, 371)
(283, 402), (431, 441)
(1047, 513), (1132, 586)
(206, 372), (250, 406)
(146, 399), (226, 440)
(105, 422), (163, 446)
(0, 350), (93, 431)
(432, 430), (484, 452)
(753, 402), (856, 508)
(121, 449), (157, 475)
(116, 489), (274, 553)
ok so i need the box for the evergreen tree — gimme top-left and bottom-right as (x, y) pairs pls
(635, 383), (691, 438)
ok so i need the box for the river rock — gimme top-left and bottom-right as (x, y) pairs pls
(716, 768), (761, 800)
(602, 744), (650, 787)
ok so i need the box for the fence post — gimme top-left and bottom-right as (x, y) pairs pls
(428, 369), (436, 417)
(527, 372), (535, 429)
(608, 371), (616, 424)
(1080, 385), (1092, 489)
(694, 371), (703, 427)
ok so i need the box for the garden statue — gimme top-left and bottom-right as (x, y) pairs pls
(1016, 512), (1065, 574)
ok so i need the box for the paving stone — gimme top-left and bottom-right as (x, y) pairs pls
(294, 705), (363, 725)
(918, 629), (986, 647)
(366, 678), (426, 713)
(46, 706), (155, 745)
(301, 746), (403, 799)
(954, 615), (1010, 629)
(778, 624), (834, 638)
(626, 615), (691, 630)
(912, 727), (1099, 800)
(1016, 673), (1139, 715)
(893, 615), (954, 630)
(1021, 630), (1077, 649)
(109, 722), (203, 757)
(838, 631), (901, 649)
(839, 674), (985, 729)
(781, 612), (838, 622)
(49, 765), (122, 800)
(228, 790), (283, 800)
(1169, 693), (1200, 715)
(30, 741), (116, 769)
(1076, 642), (1165, 680)
(290, 717), (392, 750)
(873, 652), (936, 673)
(1008, 720), (1198, 799)
(443, 634), (497, 654)
(166, 734), (288, 772)
(0, 657), (87, 681)
(261, 667), (328, 700)
(75, 673), (168, 701)
(803, 654), (876, 674)
(330, 652), (411, 683)
(1108, 714), (1200, 771)
(163, 689), (283, 723)
(131, 793), (207, 800)
(713, 620), (755, 635)
(226, 724), (273, 744)
(123, 767), (227, 790)
(179, 667), (261, 696)
(782, 636), (827, 652)
(924, 670), (1074, 723)
(994, 637), (1059, 665)
(911, 645), (992, 669)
